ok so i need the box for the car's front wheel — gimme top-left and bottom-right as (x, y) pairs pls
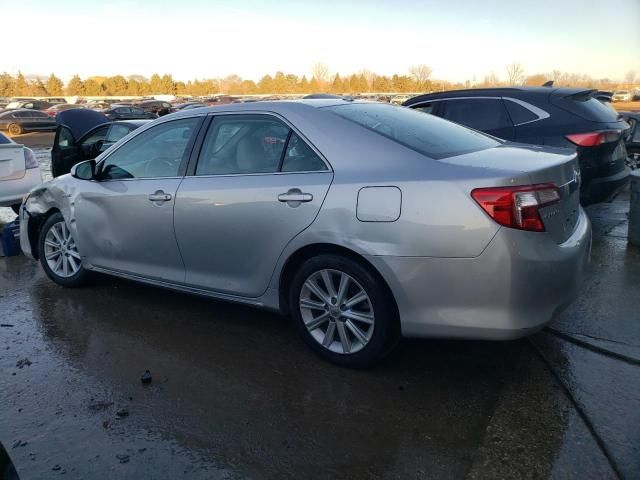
(38, 212), (88, 287)
(289, 254), (399, 368)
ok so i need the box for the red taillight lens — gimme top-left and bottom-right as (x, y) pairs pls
(471, 184), (560, 232)
(565, 130), (621, 147)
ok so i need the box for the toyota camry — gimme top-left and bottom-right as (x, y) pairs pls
(19, 100), (591, 367)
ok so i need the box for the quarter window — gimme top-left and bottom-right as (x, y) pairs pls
(504, 100), (538, 125)
(281, 133), (327, 172)
(99, 118), (198, 180)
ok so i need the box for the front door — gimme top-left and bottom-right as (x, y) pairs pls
(174, 114), (333, 297)
(73, 116), (202, 282)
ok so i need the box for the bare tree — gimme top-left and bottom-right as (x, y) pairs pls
(624, 70), (637, 86)
(311, 62), (331, 89)
(505, 62), (525, 85)
(409, 64), (433, 89)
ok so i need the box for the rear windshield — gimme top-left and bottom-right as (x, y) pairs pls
(551, 91), (619, 122)
(326, 103), (499, 159)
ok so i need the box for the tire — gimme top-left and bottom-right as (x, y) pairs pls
(289, 254), (399, 368)
(38, 212), (88, 287)
(7, 123), (22, 136)
(10, 204), (20, 215)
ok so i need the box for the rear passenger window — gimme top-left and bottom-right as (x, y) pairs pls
(196, 115), (288, 175)
(281, 133), (327, 172)
(413, 102), (434, 114)
(440, 99), (511, 131)
(504, 100), (538, 125)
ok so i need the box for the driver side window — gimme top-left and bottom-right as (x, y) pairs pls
(99, 118), (199, 180)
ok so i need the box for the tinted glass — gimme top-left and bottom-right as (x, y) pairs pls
(0, 132), (11, 144)
(439, 99), (511, 131)
(81, 126), (109, 145)
(57, 127), (74, 147)
(281, 133), (327, 172)
(106, 124), (132, 143)
(100, 118), (198, 179)
(327, 103), (499, 159)
(504, 100), (538, 124)
(131, 107), (144, 114)
(413, 102), (434, 114)
(196, 115), (289, 175)
(551, 92), (619, 122)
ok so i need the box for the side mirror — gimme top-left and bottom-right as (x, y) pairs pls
(71, 159), (96, 180)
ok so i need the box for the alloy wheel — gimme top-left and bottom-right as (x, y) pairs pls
(43, 221), (82, 278)
(299, 269), (375, 354)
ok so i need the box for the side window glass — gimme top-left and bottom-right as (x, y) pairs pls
(281, 133), (327, 172)
(413, 102), (434, 114)
(58, 127), (74, 148)
(504, 100), (538, 125)
(106, 124), (132, 143)
(99, 118), (198, 180)
(196, 115), (289, 175)
(81, 126), (109, 146)
(440, 99), (511, 131)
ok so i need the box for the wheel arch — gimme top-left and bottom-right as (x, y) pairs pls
(27, 207), (61, 260)
(278, 242), (399, 321)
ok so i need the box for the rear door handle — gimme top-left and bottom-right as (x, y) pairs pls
(278, 188), (313, 203)
(148, 190), (172, 203)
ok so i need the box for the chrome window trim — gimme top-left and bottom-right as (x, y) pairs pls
(409, 96), (550, 126)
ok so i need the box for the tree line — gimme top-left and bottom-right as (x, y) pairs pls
(0, 63), (635, 98)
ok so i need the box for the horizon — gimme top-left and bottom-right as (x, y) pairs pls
(4, 0), (639, 84)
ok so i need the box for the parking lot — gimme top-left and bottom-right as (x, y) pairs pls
(1, 133), (639, 478)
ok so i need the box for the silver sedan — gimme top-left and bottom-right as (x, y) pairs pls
(20, 100), (591, 367)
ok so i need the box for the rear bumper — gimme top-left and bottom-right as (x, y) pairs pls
(0, 168), (42, 207)
(367, 208), (591, 340)
(581, 166), (630, 205)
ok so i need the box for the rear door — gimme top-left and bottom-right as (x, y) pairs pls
(438, 98), (515, 140)
(174, 113), (333, 297)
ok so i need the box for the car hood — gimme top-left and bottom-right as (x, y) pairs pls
(56, 109), (109, 140)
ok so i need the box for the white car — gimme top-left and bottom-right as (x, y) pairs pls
(612, 90), (632, 102)
(0, 132), (42, 213)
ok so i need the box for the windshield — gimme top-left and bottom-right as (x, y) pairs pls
(326, 103), (499, 159)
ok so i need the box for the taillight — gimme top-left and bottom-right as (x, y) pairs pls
(471, 184), (560, 232)
(24, 148), (38, 169)
(565, 130), (621, 147)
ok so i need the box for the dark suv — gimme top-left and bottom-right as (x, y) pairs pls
(403, 87), (630, 204)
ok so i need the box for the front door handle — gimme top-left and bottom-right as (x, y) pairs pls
(278, 188), (313, 203)
(148, 190), (172, 203)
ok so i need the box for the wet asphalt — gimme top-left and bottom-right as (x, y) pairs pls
(0, 135), (638, 479)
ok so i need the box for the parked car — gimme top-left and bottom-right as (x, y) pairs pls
(102, 106), (157, 121)
(0, 109), (57, 135)
(201, 96), (234, 106)
(135, 100), (173, 116)
(171, 102), (207, 112)
(403, 87), (630, 205)
(612, 90), (632, 102)
(20, 100), (590, 367)
(52, 109), (150, 177)
(0, 131), (42, 213)
(619, 111), (640, 156)
(4, 100), (54, 111)
(45, 104), (85, 117)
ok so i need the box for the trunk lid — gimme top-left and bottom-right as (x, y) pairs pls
(442, 143), (581, 243)
(0, 143), (26, 181)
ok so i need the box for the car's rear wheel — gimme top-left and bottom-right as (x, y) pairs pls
(7, 123), (22, 136)
(289, 254), (399, 368)
(38, 212), (88, 287)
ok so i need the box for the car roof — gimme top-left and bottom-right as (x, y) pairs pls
(403, 86), (594, 104)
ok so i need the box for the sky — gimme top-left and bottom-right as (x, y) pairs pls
(3, 0), (639, 83)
